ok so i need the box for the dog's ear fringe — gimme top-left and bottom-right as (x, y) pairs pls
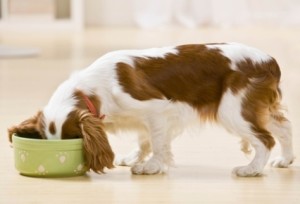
(78, 111), (115, 173)
(8, 111), (45, 142)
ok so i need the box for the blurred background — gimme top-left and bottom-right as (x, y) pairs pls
(1, 0), (300, 30)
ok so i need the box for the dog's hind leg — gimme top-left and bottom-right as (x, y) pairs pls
(232, 127), (273, 177)
(218, 89), (274, 177)
(267, 111), (294, 168)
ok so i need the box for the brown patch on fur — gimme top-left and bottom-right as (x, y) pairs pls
(61, 110), (81, 139)
(116, 62), (164, 100)
(239, 58), (281, 149)
(8, 111), (46, 142)
(49, 121), (56, 135)
(116, 44), (247, 121)
(225, 71), (249, 94)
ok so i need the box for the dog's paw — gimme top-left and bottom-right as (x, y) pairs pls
(115, 149), (147, 167)
(115, 155), (137, 167)
(270, 157), (294, 168)
(131, 158), (165, 175)
(232, 166), (263, 177)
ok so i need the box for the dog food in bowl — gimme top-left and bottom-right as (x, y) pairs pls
(12, 135), (87, 177)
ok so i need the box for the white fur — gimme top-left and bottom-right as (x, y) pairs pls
(217, 89), (252, 136)
(206, 42), (272, 70)
(267, 118), (294, 167)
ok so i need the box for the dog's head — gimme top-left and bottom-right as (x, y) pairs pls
(8, 91), (114, 174)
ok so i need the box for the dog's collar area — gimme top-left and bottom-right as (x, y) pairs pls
(81, 93), (105, 120)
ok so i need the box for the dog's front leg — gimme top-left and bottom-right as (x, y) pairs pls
(131, 117), (174, 175)
(115, 131), (152, 167)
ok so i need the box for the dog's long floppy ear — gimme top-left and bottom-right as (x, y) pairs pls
(8, 111), (45, 142)
(78, 111), (115, 173)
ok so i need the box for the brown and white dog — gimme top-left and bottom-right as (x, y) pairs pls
(8, 43), (294, 176)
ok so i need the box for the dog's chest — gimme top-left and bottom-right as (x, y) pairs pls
(103, 114), (147, 134)
(102, 101), (201, 135)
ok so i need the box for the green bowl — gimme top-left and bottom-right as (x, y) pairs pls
(12, 135), (88, 177)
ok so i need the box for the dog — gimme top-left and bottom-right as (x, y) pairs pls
(8, 43), (294, 176)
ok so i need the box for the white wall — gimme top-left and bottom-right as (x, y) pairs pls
(84, 0), (300, 28)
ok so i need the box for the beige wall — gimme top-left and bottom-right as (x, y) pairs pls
(84, 0), (135, 27)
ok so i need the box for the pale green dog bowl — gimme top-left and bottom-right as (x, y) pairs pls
(12, 135), (88, 177)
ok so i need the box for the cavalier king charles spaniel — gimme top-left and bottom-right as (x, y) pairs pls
(8, 43), (294, 177)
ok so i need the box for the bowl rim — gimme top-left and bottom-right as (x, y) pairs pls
(12, 135), (83, 151)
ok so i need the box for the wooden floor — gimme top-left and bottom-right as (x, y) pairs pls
(1, 27), (300, 204)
